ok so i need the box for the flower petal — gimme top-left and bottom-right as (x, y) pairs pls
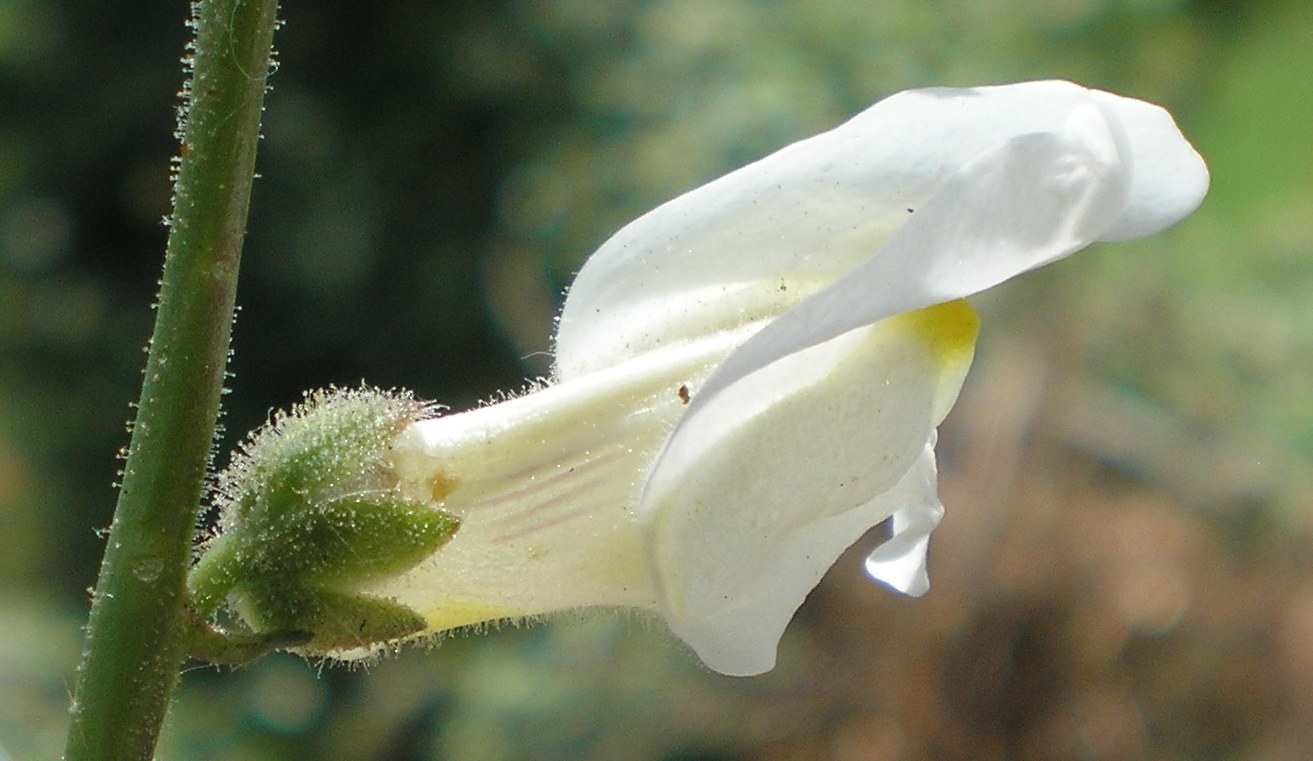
(1089, 90), (1210, 241)
(863, 487), (944, 598)
(554, 81), (1205, 381)
(642, 300), (977, 676)
(679, 100), (1129, 425)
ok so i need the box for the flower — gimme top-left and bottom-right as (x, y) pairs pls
(203, 80), (1207, 676)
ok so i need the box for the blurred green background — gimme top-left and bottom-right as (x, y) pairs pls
(3, 0), (1312, 759)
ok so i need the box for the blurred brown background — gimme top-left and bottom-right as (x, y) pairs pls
(2, 0), (1311, 759)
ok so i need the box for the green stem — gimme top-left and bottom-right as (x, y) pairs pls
(187, 532), (240, 620)
(183, 609), (312, 666)
(63, 1), (279, 759)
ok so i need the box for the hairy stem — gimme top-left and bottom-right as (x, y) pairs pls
(63, 1), (279, 759)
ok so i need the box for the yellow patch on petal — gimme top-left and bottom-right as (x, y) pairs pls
(899, 299), (979, 360)
(425, 472), (461, 503)
(419, 600), (520, 633)
(893, 299), (979, 422)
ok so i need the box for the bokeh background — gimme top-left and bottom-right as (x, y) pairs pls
(3, 0), (1312, 759)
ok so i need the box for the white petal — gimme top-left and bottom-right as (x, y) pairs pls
(554, 81), (1204, 380)
(642, 301), (976, 676)
(863, 471), (945, 598)
(679, 101), (1127, 424)
(1089, 90), (1210, 241)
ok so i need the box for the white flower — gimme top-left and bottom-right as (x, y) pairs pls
(356, 80), (1207, 676)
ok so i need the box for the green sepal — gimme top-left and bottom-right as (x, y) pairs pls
(186, 387), (458, 661)
(253, 495), (459, 584)
(239, 586), (430, 653)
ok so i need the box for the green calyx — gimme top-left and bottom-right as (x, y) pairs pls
(187, 387), (458, 659)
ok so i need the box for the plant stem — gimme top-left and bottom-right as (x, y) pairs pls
(63, 1), (279, 759)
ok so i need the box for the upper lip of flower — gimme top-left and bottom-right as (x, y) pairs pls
(553, 81), (1207, 385)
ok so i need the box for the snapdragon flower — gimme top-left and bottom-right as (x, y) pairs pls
(192, 80), (1207, 676)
